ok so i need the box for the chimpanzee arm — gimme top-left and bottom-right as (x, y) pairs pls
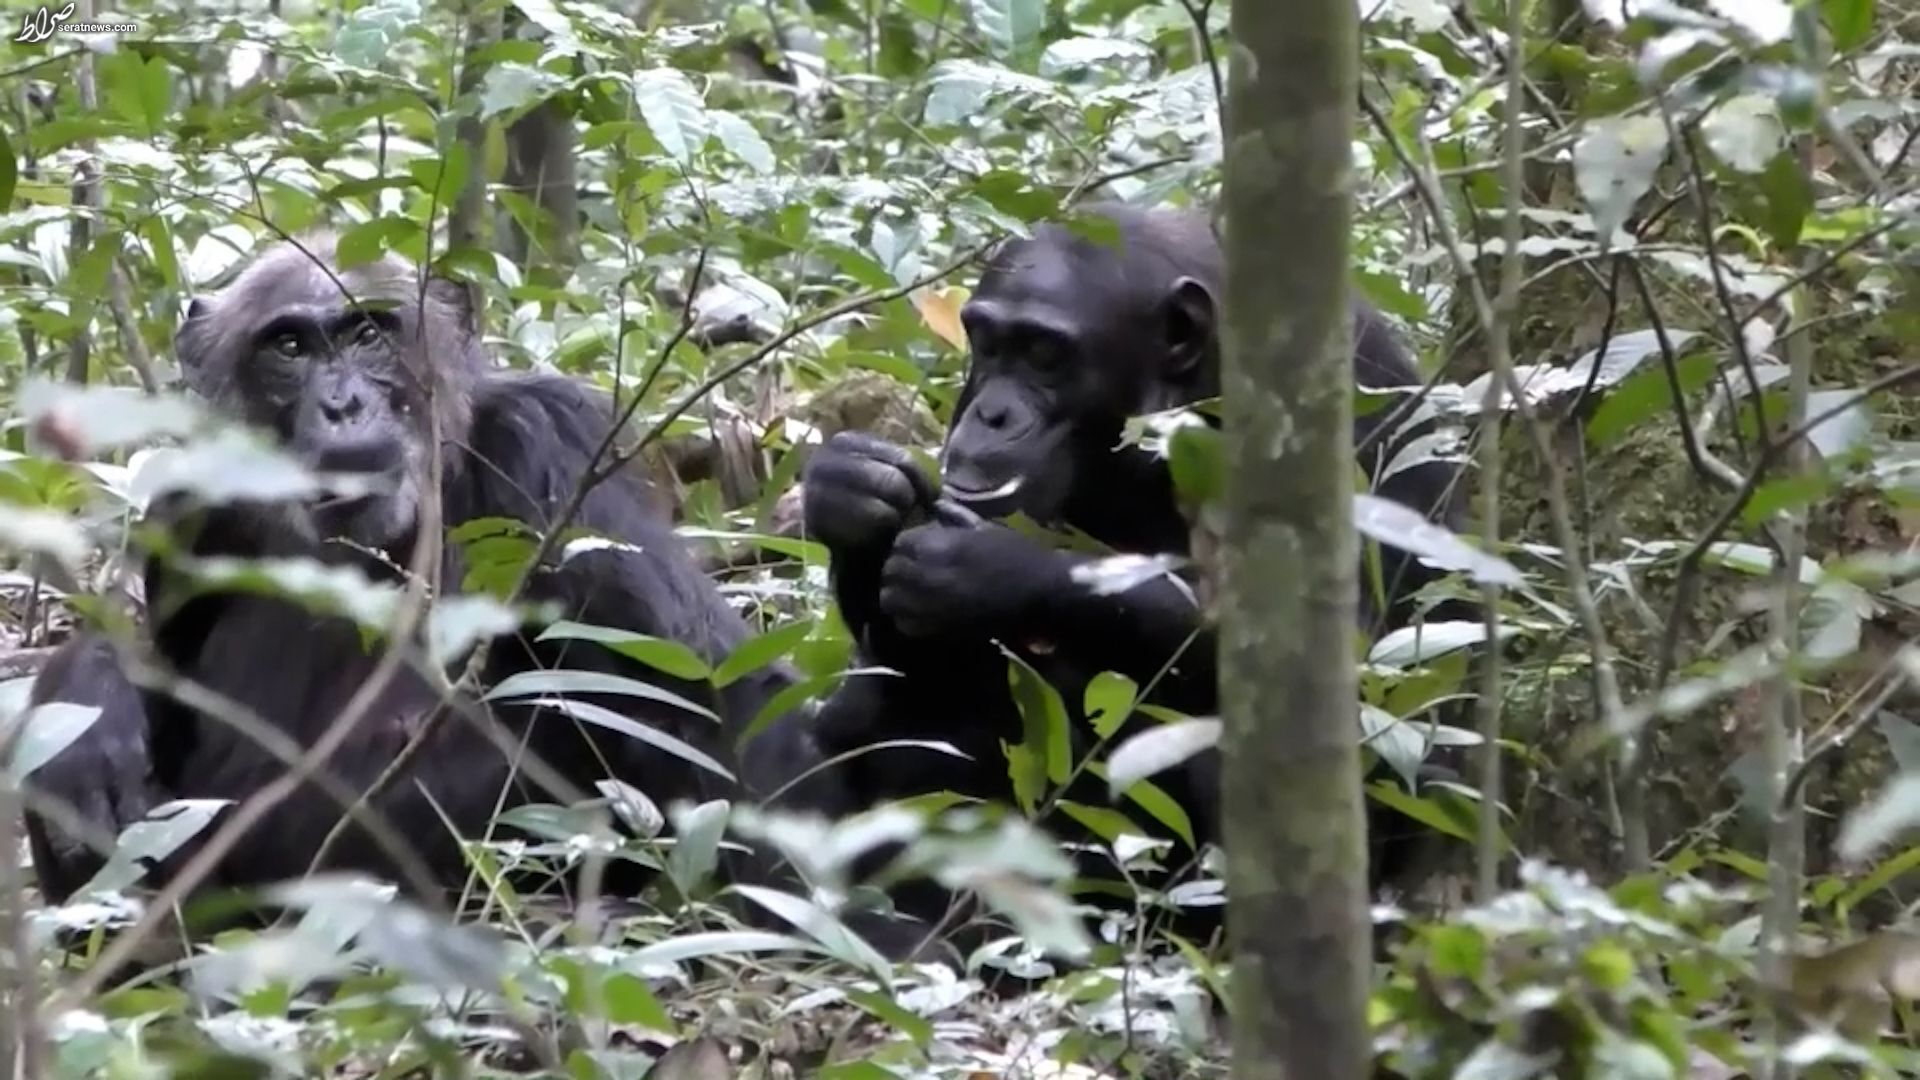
(21, 636), (158, 902)
(456, 374), (838, 809)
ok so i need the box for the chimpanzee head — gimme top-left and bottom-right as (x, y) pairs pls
(173, 236), (486, 551)
(941, 204), (1222, 526)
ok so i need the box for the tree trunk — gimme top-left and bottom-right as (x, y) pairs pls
(1219, 0), (1371, 1077)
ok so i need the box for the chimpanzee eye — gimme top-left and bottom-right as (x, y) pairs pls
(272, 333), (303, 358)
(355, 321), (382, 347)
(1029, 333), (1073, 373)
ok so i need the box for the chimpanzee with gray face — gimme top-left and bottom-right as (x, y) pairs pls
(802, 203), (1465, 942)
(24, 237), (839, 907)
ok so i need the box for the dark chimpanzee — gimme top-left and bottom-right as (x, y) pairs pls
(23, 236), (835, 907)
(802, 203), (1465, 944)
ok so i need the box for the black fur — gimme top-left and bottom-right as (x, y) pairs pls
(24, 236), (834, 906)
(799, 203), (1466, 945)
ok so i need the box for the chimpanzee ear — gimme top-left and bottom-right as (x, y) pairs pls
(174, 296), (219, 395)
(1161, 276), (1217, 377)
(426, 276), (481, 339)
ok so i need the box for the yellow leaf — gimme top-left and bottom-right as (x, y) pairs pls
(915, 285), (971, 351)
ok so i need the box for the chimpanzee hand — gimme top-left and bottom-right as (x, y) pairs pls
(879, 522), (1071, 640)
(802, 432), (937, 556)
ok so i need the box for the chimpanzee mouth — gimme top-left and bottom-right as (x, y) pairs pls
(308, 469), (399, 512)
(944, 475), (1025, 504)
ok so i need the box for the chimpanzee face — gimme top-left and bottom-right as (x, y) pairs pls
(942, 220), (1217, 525)
(173, 240), (479, 551)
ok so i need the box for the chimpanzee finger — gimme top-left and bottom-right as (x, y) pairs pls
(931, 498), (987, 531)
(833, 431), (939, 510)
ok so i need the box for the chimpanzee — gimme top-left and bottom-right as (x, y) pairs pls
(23, 236), (836, 906)
(801, 203), (1465, 943)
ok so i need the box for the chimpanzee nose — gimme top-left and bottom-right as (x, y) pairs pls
(319, 390), (365, 426)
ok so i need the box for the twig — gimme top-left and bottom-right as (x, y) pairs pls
(1755, 128), (1816, 1080)
(63, 0), (98, 386)
(104, 261), (160, 393)
(1472, 0), (1528, 902)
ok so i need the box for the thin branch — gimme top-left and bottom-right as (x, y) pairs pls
(1473, 0), (1528, 902)
(104, 260), (160, 393)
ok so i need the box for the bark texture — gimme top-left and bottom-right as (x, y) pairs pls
(1219, 1), (1371, 1077)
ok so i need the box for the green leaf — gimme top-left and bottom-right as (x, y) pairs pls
(1369, 620), (1509, 668)
(969, 170), (1058, 221)
(667, 799), (731, 896)
(0, 124), (17, 212)
(5, 703), (101, 782)
(1702, 94), (1783, 173)
(1057, 800), (1143, 845)
(69, 233), (117, 300)
(408, 144), (471, 213)
(602, 972), (674, 1031)
(628, 931), (815, 967)
(1167, 421), (1225, 506)
(483, 669), (720, 724)
(845, 989), (933, 1047)
(1107, 718), (1220, 796)
(84, 799), (230, 894)
(508, 0), (577, 43)
(1756, 150), (1813, 248)
(733, 885), (893, 982)
(334, 0), (421, 69)
(1586, 351), (1718, 447)
(21, 380), (205, 453)
(335, 216), (419, 270)
(1824, 0), (1875, 50)
(508, 696), (734, 782)
(1840, 774), (1920, 863)
(1103, 768), (1194, 849)
(450, 516), (538, 597)
(631, 68), (707, 164)
(1354, 494), (1523, 587)
(1005, 650), (1071, 786)
(141, 217), (179, 289)
(971, 0), (1044, 59)
(1083, 671), (1138, 740)
(741, 667), (895, 745)
(712, 621), (810, 689)
(1366, 780), (1484, 845)
(1839, 843), (1920, 912)
(710, 112), (774, 175)
(479, 63), (564, 120)
(1572, 114), (1669, 240)
(537, 621), (712, 682)
(135, 56), (172, 136)
(1002, 742), (1044, 816)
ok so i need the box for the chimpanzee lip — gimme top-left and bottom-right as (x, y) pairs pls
(944, 475), (1024, 503)
(309, 467), (401, 511)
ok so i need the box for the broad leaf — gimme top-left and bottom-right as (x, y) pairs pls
(484, 669), (719, 723)
(536, 621), (712, 682)
(515, 696), (734, 781)
(1354, 494), (1524, 587)
(5, 703), (101, 782)
(1107, 719), (1221, 796)
(1573, 115), (1669, 241)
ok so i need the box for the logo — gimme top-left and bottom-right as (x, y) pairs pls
(14, 2), (74, 43)
(13, 3), (137, 42)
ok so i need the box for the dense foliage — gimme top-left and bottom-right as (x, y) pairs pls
(0, 0), (1915, 1075)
